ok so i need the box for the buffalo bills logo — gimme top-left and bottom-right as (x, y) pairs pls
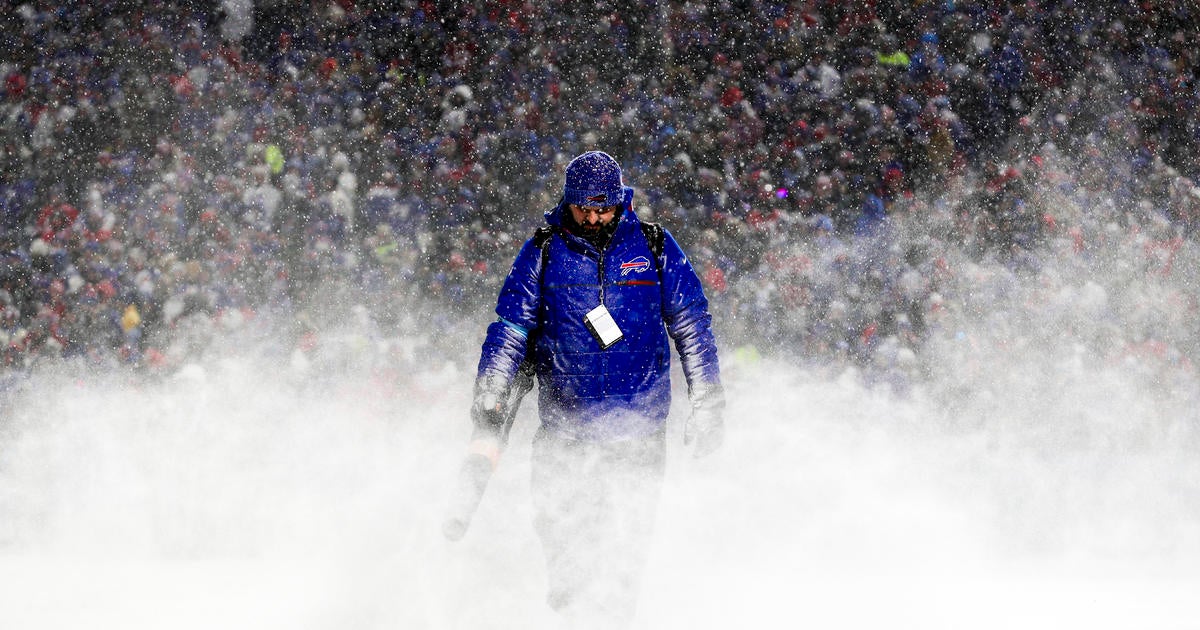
(586, 193), (609, 204)
(620, 256), (651, 276)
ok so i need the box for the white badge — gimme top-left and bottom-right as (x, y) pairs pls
(584, 304), (624, 349)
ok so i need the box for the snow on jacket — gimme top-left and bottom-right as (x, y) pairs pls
(476, 192), (721, 441)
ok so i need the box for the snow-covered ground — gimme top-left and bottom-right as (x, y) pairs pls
(2, 335), (1198, 629)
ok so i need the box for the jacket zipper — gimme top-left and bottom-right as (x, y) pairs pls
(598, 251), (606, 304)
(598, 250), (607, 385)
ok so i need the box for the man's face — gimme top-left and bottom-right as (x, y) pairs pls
(568, 204), (618, 234)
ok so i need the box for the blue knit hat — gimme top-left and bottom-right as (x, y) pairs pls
(563, 151), (625, 207)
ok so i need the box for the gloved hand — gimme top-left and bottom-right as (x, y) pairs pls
(471, 390), (507, 433)
(471, 375), (509, 435)
(684, 382), (725, 458)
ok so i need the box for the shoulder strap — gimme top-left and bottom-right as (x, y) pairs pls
(532, 225), (556, 250)
(514, 225), (557, 373)
(639, 221), (665, 276)
(532, 226), (556, 281)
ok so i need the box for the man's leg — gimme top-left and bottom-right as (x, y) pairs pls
(530, 427), (666, 627)
(530, 428), (600, 612)
(592, 430), (666, 627)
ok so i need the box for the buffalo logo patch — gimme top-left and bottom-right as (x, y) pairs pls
(620, 256), (651, 276)
(586, 193), (609, 204)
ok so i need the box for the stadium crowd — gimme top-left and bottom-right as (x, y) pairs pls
(1, 1), (1198, 393)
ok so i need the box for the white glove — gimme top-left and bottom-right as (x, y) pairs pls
(684, 383), (725, 458)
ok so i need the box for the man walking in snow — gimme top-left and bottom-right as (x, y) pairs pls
(470, 150), (725, 627)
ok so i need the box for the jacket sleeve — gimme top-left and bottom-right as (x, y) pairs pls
(659, 229), (721, 392)
(475, 236), (543, 394)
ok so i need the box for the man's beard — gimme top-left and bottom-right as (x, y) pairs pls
(567, 207), (623, 250)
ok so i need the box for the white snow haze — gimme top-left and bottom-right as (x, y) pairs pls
(3, 139), (1200, 628)
(2, 263), (1199, 630)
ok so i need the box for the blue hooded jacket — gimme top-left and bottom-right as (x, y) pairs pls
(476, 189), (721, 441)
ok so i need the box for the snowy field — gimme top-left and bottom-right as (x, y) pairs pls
(2, 324), (1199, 630)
